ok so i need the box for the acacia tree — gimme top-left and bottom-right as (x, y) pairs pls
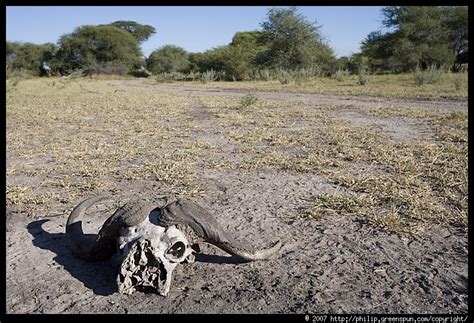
(108, 20), (156, 44)
(256, 7), (335, 72)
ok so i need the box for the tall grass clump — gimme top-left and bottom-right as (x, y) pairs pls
(334, 69), (350, 82)
(357, 69), (368, 86)
(200, 69), (217, 83)
(453, 72), (468, 91)
(293, 67), (320, 85)
(6, 68), (37, 81)
(252, 69), (272, 81)
(275, 68), (293, 84)
(239, 93), (258, 108)
(156, 72), (187, 83)
(414, 65), (445, 86)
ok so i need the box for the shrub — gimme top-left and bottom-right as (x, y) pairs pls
(414, 65), (445, 85)
(357, 69), (368, 85)
(334, 69), (350, 82)
(146, 45), (190, 74)
(215, 70), (227, 81)
(258, 7), (336, 72)
(6, 68), (36, 80)
(251, 69), (272, 81)
(292, 67), (318, 85)
(84, 63), (128, 76)
(239, 93), (258, 108)
(6, 41), (57, 76)
(130, 66), (152, 78)
(453, 72), (467, 91)
(276, 68), (293, 84)
(185, 71), (200, 81)
(155, 73), (175, 83)
(200, 69), (217, 83)
(155, 71), (188, 83)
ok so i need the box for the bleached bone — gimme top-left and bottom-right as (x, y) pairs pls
(65, 196), (283, 295)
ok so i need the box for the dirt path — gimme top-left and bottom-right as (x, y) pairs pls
(110, 80), (468, 113)
(6, 81), (468, 314)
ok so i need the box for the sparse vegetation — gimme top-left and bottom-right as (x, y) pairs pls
(303, 193), (367, 219)
(5, 6), (468, 237)
(168, 72), (467, 100)
(453, 71), (468, 91)
(200, 69), (218, 83)
(239, 93), (259, 109)
(334, 69), (350, 82)
(414, 65), (445, 86)
(197, 92), (467, 236)
(357, 69), (368, 85)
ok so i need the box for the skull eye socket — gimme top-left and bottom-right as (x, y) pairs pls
(166, 241), (186, 261)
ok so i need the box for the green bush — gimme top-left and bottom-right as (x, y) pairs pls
(258, 7), (336, 72)
(185, 71), (200, 81)
(146, 45), (190, 74)
(54, 25), (142, 74)
(6, 41), (57, 76)
(200, 69), (217, 83)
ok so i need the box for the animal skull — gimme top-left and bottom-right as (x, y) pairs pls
(117, 224), (194, 296)
(65, 196), (283, 296)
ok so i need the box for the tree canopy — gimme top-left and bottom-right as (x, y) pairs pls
(256, 7), (335, 72)
(108, 20), (156, 44)
(6, 41), (57, 75)
(6, 7), (466, 78)
(53, 24), (143, 73)
(361, 6), (467, 72)
(146, 45), (190, 74)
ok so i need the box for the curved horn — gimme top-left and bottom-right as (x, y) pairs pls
(158, 199), (282, 261)
(66, 195), (113, 261)
(66, 196), (160, 261)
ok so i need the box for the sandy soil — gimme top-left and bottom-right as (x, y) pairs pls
(6, 82), (468, 314)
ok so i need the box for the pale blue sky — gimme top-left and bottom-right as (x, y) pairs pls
(6, 6), (387, 58)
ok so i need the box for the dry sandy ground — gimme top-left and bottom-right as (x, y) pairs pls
(6, 82), (468, 314)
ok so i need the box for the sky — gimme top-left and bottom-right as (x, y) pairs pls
(6, 6), (387, 58)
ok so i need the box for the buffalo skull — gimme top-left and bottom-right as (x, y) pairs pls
(66, 196), (282, 296)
